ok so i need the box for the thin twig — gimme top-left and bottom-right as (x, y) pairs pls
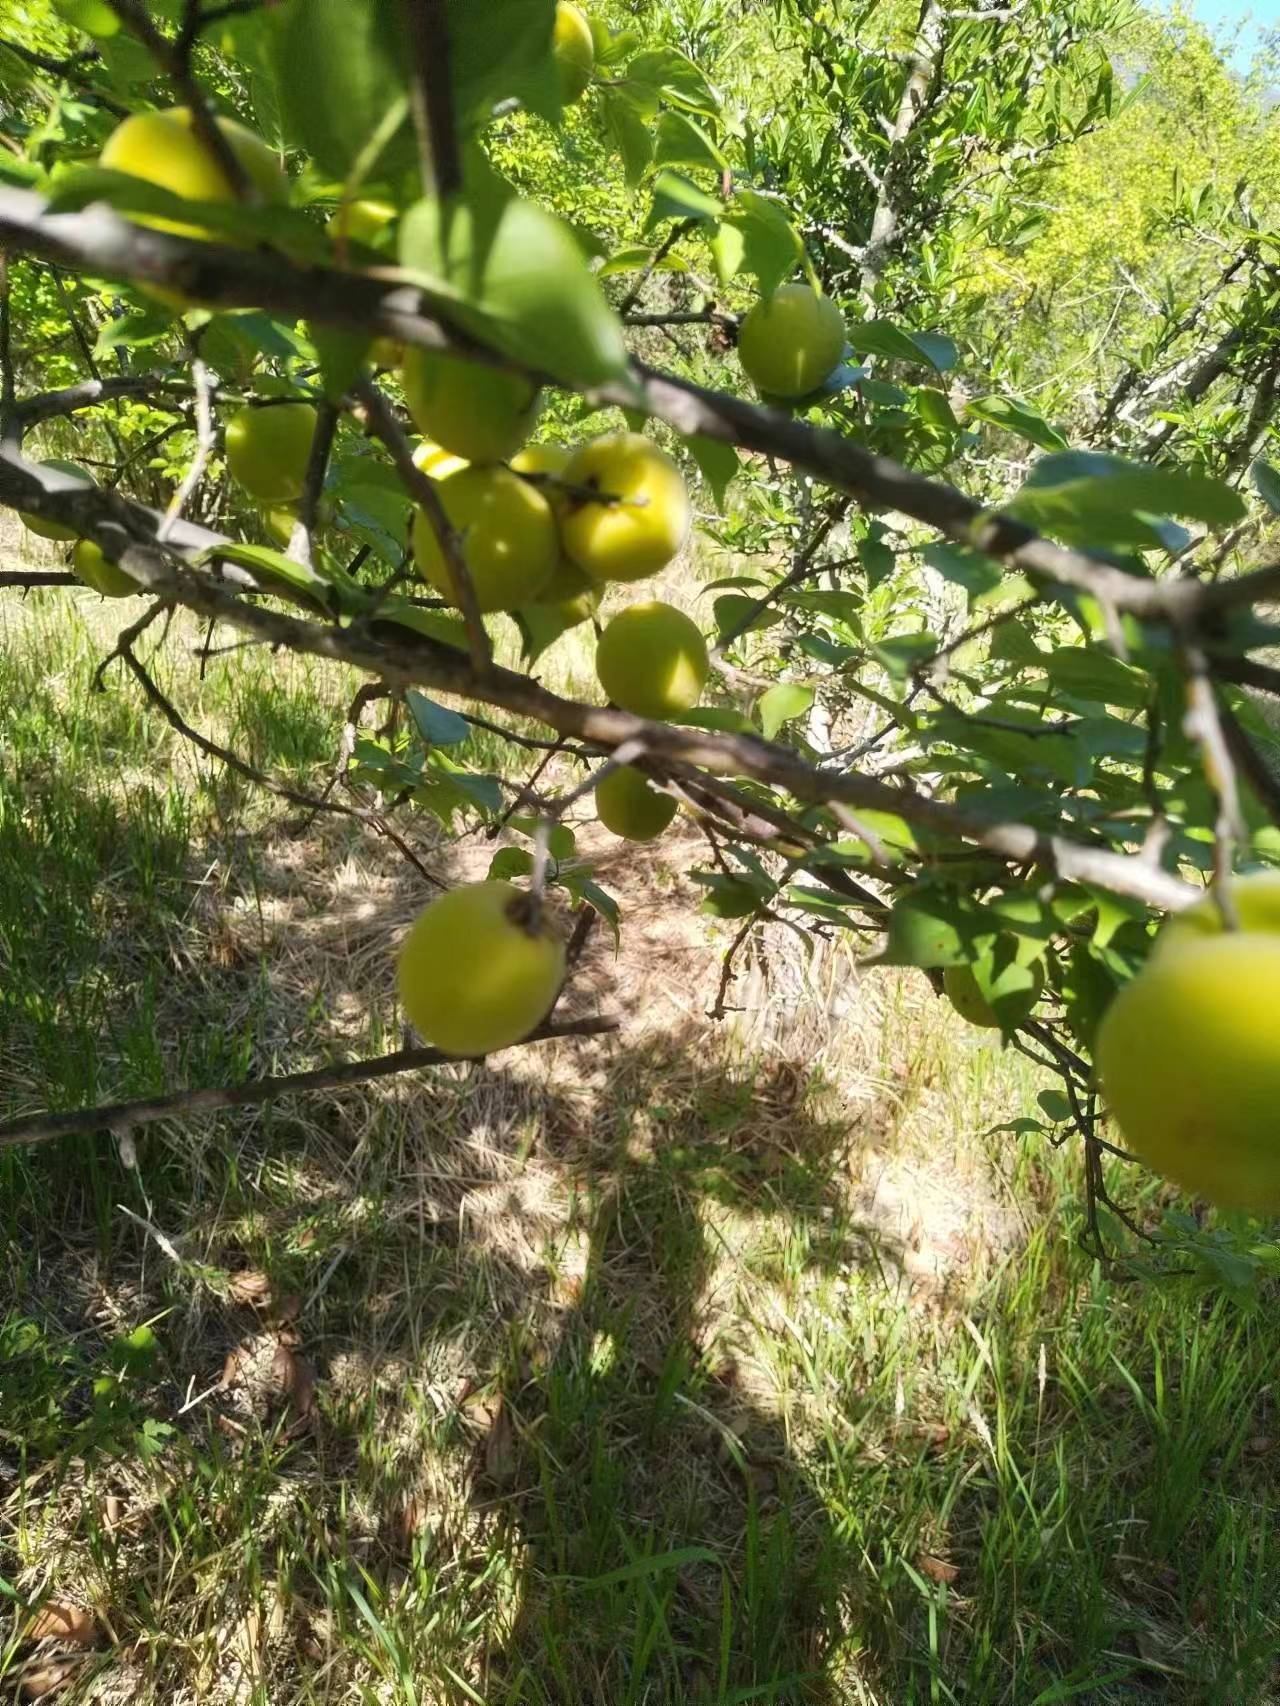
(287, 398), (338, 567)
(0, 1017), (620, 1150)
(0, 251), (14, 435)
(356, 378), (491, 673)
(116, 639), (443, 888)
(106, 0), (258, 202)
(156, 354), (214, 541)
(401, 0), (462, 198)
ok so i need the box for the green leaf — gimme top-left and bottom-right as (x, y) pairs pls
(684, 434), (739, 510)
(881, 890), (994, 968)
(646, 169), (723, 226)
(398, 175), (629, 389)
(512, 600), (584, 665)
(489, 847), (535, 881)
(93, 310), (177, 359)
(406, 691), (470, 748)
(696, 872), (770, 919)
(1252, 458), (1280, 517)
(573, 878), (621, 947)
(266, 0), (412, 179)
(922, 542), (1001, 600)
(53, 0), (120, 36)
(965, 395), (1070, 453)
(718, 190), (802, 295)
(1044, 647), (1149, 710)
(713, 593), (781, 640)
(309, 324), (370, 401)
(598, 244), (690, 279)
(871, 632), (938, 678)
(757, 682), (814, 740)
(1037, 1089), (1072, 1124)
(625, 47), (719, 116)
(849, 321), (956, 372)
(599, 86), (654, 188)
(446, 0), (560, 124)
(672, 706), (756, 735)
(194, 541), (340, 612)
(654, 111), (726, 173)
(1006, 453), (1246, 546)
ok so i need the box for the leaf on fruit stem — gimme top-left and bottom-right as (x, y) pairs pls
(406, 691), (470, 749)
(398, 169), (630, 390)
(756, 682), (814, 741)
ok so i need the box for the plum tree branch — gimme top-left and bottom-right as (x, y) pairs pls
(0, 1016), (620, 1151)
(355, 378), (492, 672)
(0, 187), (1253, 628)
(0, 442), (1200, 914)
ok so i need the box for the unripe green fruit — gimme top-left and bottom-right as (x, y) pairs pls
(595, 601), (708, 719)
(596, 765), (678, 842)
(327, 198), (396, 250)
(73, 539), (137, 598)
(534, 556), (599, 626)
(1097, 933), (1280, 1210)
(737, 283), (846, 399)
(225, 404), (317, 505)
(554, 2), (595, 103)
(19, 460), (94, 541)
(943, 961), (1042, 1030)
(397, 880), (565, 1056)
(1154, 871), (1280, 959)
(400, 349), (539, 465)
(510, 444), (597, 623)
(561, 432), (692, 584)
(412, 465), (558, 612)
(99, 106), (288, 234)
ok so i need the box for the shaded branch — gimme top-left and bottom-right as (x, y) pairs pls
(401, 0), (462, 198)
(288, 396), (338, 566)
(0, 1016), (621, 1150)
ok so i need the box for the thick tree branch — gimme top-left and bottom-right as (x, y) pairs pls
(0, 1017), (620, 1151)
(1, 446), (1200, 914)
(8, 373), (192, 439)
(0, 186), (1257, 632)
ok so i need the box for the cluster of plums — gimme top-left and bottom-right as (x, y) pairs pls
(17, 24), (860, 1060)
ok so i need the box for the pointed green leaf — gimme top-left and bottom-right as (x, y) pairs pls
(965, 395), (1069, 452)
(757, 683), (815, 741)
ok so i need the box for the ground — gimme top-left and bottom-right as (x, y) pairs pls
(2, 534), (1279, 1704)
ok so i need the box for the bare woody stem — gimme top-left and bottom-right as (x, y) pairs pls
(0, 1016), (620, 1151)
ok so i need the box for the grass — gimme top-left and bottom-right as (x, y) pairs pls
(1, 574), (1279, 1704)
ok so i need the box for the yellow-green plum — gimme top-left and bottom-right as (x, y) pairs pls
(1154, 871), (1280, 959)
(412, 439), (469, 481)
(554, 2), (595, 102)
(19, 459), (94, 541)
(99, 106), (288, 232)
(326, 197), (396, 250)
(412, 465), (557, 612)
(1097, 933), (1280, 1211)
(73, 539), (137, 598)
(561, 433), (691, 584)
(510, 444), (597, 624)
(397, 880), (565, 1056)
(225, 403), (317, 505)
(737, 283), (847, 399)
(400, 349), (539, 465)
(943, 961), (1043, 1030)
(596, 765), (678, 842)
(595, 601), (708, 718)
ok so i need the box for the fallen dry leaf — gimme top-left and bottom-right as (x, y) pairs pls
(917, 1554), (960, 1586)
(228, 1270), (274, 1308)
(28, 1603), (96, 1645)
(481, 1399), (517, 1485)
(19, 1658), (80, 1699)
